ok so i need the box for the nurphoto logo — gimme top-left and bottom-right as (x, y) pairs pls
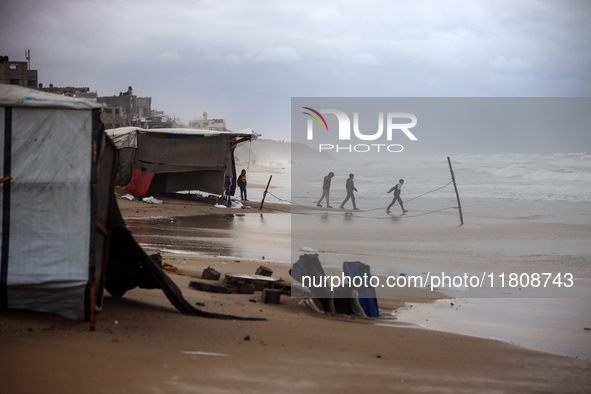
(302, 107), (418, 153)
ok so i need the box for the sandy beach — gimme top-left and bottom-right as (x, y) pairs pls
(1, 164), (590, 393)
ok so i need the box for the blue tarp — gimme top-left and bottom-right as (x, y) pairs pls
(343, 261), (379, 318)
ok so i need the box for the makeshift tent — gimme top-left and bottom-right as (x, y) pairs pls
(342, 261), (379, 318)
(106, 127), (255, 198)
(0, 84), (114, 322)
(0, 85), (262, 324)
(291, 254), (379, 318)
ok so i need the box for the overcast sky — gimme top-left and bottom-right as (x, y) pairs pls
(2, 0), (590, 149)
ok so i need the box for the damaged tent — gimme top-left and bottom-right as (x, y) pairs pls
(0, 85), (260, 325)
(291, 254), (379, 318)
(106, 126), (255, 198)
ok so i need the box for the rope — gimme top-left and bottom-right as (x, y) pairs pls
(404, 180), (453, 203)
(376, 206), (457, 218)
(246, 139), (252, 170)
(260, 180), (456, 219)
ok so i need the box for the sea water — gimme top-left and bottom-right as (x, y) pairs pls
(292, 152), (591, 217)
(130, 152), (590, 358)
(291, 152), (591, 358)
(291, 152), (591, 272)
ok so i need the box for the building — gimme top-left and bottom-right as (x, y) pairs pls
(101, 104), (125, 130)
(147, 110), (173, 129)
(96, 86), (152, 127)
(189, 112), (227, 131)
(1, 55), (163, 130)
(1, 53), (95, 100)
(0, 55), (38, 88)
(40, 85), (97, 99)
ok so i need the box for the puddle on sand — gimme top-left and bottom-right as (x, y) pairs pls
(125, 213), (291, 262)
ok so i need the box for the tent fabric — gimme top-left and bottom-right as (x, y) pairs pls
(0, 85), (103, 110)
(126, 169), (155, 198)
(105, 126), (138, 186)
(343, 261), (379, 318)
(0, 85), (262, 323)
(0, 85), (103, 321)
(1, 108), (93, 312)
(106, 202), (265, 321)
(106, 127), (138, 149)
(134, 133), (229, 173)
(149, 170), (225, 195)
(106, 127), (251, 195)
(93, 132), (120, 312)
(106, 127), (252, 147)
(114, 148), (135, 186)
(137, 127), (244, 137)
(290, 254), (334, 312)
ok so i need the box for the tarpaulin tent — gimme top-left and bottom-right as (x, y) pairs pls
(0, 85), (261, 325)
(0, 84), (115, 323)
(106, 127), (255, 198)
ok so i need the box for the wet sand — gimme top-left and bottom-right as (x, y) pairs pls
(1, 166), (590, 393)
(126, 213), (292, 263)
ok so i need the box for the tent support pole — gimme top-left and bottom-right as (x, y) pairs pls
(259, 175), (272, 210)
(447, 156), (464, 225)
(90, 268), (96, 331)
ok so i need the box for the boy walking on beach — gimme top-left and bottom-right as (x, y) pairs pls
(339, 173), (359, 210)
(386, 179), (408, 214)
(317, 171), (334, 208)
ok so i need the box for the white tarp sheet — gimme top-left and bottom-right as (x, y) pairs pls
(0, 85), (102, 110)
(0, 85), (99, 320)
(106, 127), (139, 149)
(105, 127), (254, 149)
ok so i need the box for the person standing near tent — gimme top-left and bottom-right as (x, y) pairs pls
(386, 178), (408, 214)
(237, 169), (248, 201)
(221, 174), (233, 206)
(316, 171), (334, 208)
(339, 173), (359, 210)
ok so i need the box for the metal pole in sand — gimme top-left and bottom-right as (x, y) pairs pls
(447, 156), (464, 225)
(259, 175), (273, 210)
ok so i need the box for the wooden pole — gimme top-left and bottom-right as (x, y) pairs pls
(259, 175), (273, 210)
(220, 172), (227, 205)
(89, 268), (96, 331)
(447, 156), (464, 225)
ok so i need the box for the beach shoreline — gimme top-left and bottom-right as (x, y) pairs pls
(1, 165), (590, 393)
(2, 250), (590, 393)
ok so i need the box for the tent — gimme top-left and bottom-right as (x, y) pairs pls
(0, 84), (115, 323)
(291, 254), (379, 318)
(0, 85), (261, 324)
(106, 127), (255, 198)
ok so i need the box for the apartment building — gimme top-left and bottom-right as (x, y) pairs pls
(0, 55), (38, 88)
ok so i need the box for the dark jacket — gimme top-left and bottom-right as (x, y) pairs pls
(388, 183), (402, 197)
(237, 174), (247, 187)
(346, 178), (357, 194)
(322, 175), (332, 190)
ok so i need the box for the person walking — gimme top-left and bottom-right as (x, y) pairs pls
(386, 178), (408, 214)
(339, 173), (359, 210)
(237, 169), (248, 201)
(316, 171), (334, 208)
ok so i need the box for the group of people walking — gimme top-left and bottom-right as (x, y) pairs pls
(226, 168), (408, 214)
(317, 172), (408, 214)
